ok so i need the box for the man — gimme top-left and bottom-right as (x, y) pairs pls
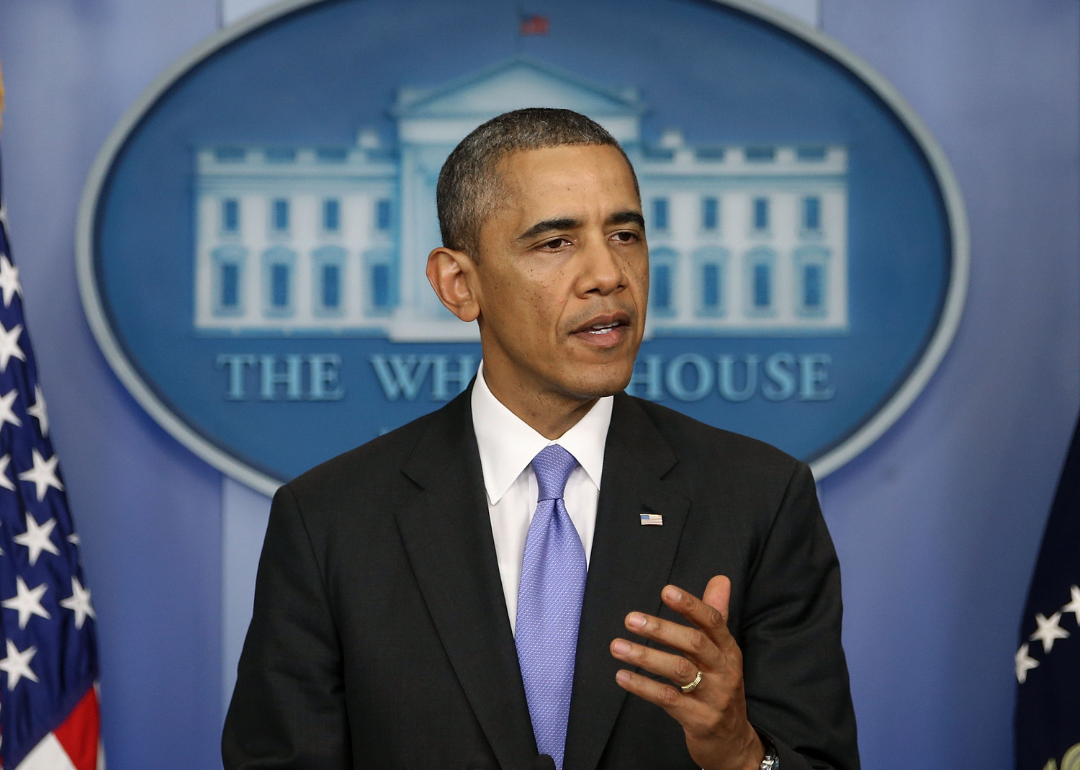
(223, 108), (859, 770)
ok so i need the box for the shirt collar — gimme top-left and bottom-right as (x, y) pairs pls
(471, 362), (614, 506)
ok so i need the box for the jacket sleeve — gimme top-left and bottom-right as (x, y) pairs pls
(740, 461), (861, 770)
(222, 484), (351, 769)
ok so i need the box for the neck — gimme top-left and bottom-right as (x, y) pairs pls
(481, 363), (598, 440)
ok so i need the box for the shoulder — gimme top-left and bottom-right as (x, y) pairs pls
(619, 394), (805, 491)
(282, 401), (447, 508)
(623, 394), (797, 466)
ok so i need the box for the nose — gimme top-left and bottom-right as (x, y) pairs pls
(576, 235), (626, 297)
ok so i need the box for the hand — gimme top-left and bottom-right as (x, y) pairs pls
(610, 576), (765, 770)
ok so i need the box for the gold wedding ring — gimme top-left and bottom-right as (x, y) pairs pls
(680, 670), (703, 694)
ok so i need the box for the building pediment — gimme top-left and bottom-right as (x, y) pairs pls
(393, 57), (644, 145)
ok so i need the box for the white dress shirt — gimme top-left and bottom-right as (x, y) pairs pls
(471, 363), (614, 635)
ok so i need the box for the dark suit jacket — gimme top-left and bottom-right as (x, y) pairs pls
(222, 389), (859, 770)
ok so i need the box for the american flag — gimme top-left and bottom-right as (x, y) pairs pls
(519, 14), (550, 35)
(1015, 417), (1080, 769)
(0, 154), (102, 768)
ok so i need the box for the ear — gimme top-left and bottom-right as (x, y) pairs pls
(426, 246), (480, 323)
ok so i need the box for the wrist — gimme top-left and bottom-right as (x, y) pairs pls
(736, 726), (766, 770)
(752, 731), (778, 770)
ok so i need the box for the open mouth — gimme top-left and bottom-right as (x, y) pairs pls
(571, 313), (632, 345)
(585, 321), (622, 335)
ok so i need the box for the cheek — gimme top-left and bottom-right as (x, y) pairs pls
(525, 287), (569, 339)
(517, 269), (569, 314)
(483, 262), (574, 346)
(489, 275), (554, 334)
(630, 256), (650, 295)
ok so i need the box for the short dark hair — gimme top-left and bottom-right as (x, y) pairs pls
(436, 107), (639, 258)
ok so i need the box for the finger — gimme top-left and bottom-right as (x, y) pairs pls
(701, 575), (731, 624)
(661, 584), (733, 652)
(610, 637), (701, 688)
(624, 611), (722, 670)
(614, 668), (705, 720)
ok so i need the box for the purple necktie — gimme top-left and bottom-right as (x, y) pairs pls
(516, 444), (587, 770)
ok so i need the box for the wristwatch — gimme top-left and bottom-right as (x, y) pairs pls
(698, 741), (778, 770)
(759, 748), (779, 770)
(758, 737), (779, 770)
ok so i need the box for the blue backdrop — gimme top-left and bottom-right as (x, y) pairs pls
(0, 0), (1077, 768)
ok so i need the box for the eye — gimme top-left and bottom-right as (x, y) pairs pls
(611, 230), (639, 243)
(539, 237), (572, 250)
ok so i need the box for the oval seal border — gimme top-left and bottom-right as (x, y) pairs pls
(76, 0), (969, 497)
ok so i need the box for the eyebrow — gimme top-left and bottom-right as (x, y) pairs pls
(515, 210), (645, 242)
(608, 210), (646, 228)
(516, 217), (582, 242)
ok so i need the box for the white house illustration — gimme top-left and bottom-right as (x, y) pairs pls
(193, 58), (848, 340)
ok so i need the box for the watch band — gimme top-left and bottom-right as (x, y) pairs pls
(758, 740), (779, 770)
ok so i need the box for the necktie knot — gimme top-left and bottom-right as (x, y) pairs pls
(532, 444), (578, 502)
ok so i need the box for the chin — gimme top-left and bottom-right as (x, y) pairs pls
(559, 364), (634, 400)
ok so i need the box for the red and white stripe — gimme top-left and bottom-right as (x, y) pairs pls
(11, 686), (103, 770)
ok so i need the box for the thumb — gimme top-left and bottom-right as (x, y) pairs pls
(702, 575), (731, 623)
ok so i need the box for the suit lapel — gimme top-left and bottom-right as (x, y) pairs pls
(395, 391), (536, 770)
(564, 394), (691, 770)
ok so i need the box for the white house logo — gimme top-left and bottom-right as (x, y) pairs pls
(77, 0), (966, 495)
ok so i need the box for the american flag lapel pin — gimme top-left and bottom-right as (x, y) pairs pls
(640, 512), (664, 526)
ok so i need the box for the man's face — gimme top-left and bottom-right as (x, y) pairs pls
(471, 143), (648, 403)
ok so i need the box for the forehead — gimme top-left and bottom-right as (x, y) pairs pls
(493, 144), (640, 217)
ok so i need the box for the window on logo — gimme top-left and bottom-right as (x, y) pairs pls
(693, 247), (727, 317)
(271, 264), (290, 307)
(702, 197), (719, 231)
(313, 246), (346, 315)
(653, 265), (672, 311)
(376, 199), (392, 232)
(364, 248), (395, 314)
(263, 247), (295, 316)
(803, 196), (821, 232)
(703, 264), (721, 309)
(794, 246), (829, 317)
(752, 198), (769, 231)
(753, 263), (771, 308)
(652, 198), (669, 231)
(323, 199), (340, 232)
(322, 264), (341, 309)
(650, 247), (677, 316)
(222, 199), (240, 234)
(803, 264), (822, 308)
(372, 264), (391, 308)
(221, 264), (240, 308)
(212, 246), (246, 317)
(756, 260), (773, 304)
(272, 199), (290, 232)
(745, 248), (775, 315)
